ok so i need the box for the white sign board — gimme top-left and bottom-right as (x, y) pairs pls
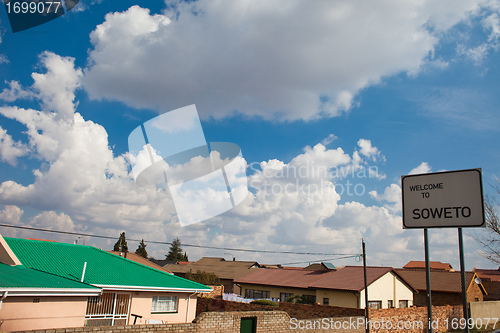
(401, 169), (484, 229)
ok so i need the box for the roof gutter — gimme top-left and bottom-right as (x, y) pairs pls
(0, 288), (101, 297)
(0, 291), (7, 310)
(94, 285), (211, 293)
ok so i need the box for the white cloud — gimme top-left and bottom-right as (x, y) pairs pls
(370, 183), (402, 214)
(29, 211), (76, 232)
(0, 54), (177, 239)
(357, 139), (385, 162)
(0, 81), (34, 102)
(0, 50), (492, 269)
(409, 162), (432, 175)
(321, 134), (338, 146)
(0, 205), (24, 225)
(0, 127), (30, 166)
(32, 52), (83, 120)
(83, 1), (489, 121)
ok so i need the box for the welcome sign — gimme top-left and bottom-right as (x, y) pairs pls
(401, 169), (485, 229)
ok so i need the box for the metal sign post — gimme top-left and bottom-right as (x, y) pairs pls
(458, 228), (470, 333)
(401, 169), (484, 333)
(424, 228), (433, 333)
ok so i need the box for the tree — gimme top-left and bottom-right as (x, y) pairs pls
(113, 232), (128, 252)
(475, 178), (500, 264)
(165, 237), (188, 262)
(135, 239), (148, 259)
(185, 270), (219, 285)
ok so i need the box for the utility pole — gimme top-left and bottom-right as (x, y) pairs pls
(362, 239), (369, 333)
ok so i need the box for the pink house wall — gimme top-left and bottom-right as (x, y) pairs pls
(127, 291), (198, 325)
(0, 296), (88, 332)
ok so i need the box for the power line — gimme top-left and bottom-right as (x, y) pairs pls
(0, 222), (359, 256)
(278, 255), (361, 266)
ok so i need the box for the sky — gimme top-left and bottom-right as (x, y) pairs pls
(0, 0), (500, 270)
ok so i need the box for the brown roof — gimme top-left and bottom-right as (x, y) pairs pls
(403, 261), (454, 271)
(235, 266), (414, 292)
(311, 266), (396, 291)
(108, 251), (173, 274)
(164, 257), (260, 280)
(394, 269), (475, 293)
(234, 267), (330, 289)
(474, 267), (500, 282)
(481, 280), (500, 300)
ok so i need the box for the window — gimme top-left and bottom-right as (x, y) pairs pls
(388, 300), (393, 308)
(280, 293), (293, 302)
(33, 298), (40, 303)
(245, 289), (270, 299)
(398, 300), (409, 308)
(151, 296), (178, 313)
(301, 295), (316, 304)
(368, 301), (382, 309)
(323, 298), (329, 305)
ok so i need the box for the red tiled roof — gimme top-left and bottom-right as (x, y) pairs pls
(164, 257), (260, 280)
(235, 266), (409, 292)
(234, 267), (330, 289)
(26, 238), (57, 242)
(108, 251), (173, 274)
(395, 269), (475, 293)
(474, 268), (500, 282)
(311, 266), (393, 291)
(403, 261), (453, 271)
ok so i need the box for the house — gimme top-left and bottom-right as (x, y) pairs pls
(394, 268), (486, 306)
(107, 251), (173, 274)
(164, 257), (261, 294)
(0, 235), (103, 332)
(0, 235), (211, 331)
(473, 267), (500, 301)
(234, 265), (416, 309)
(403, 260), (454, 271)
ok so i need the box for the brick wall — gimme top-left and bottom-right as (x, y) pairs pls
(198, 285), (224, 298)
(196, 296), (364, 319)
(10, 311), (292, 333)
(369, 305), (463, 332)
(10, 303), (465, 333)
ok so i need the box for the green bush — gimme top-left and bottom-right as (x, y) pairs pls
(250, 299), (279, 307)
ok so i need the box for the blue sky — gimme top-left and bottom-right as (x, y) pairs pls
(1, 0), (500, 270)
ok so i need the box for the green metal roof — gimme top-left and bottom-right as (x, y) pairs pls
(4, 237), (211, 292)
(0, 263), (99, 290)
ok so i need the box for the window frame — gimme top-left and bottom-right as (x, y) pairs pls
(151, 295), (178, 313)
(367, 300), (382, 309)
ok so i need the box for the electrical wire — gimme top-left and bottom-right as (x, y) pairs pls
(0, 222), (360, 256)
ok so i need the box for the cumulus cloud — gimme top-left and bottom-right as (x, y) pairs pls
(0, 127), (30, 166)
(0, 50), (478, 267)
(370, 183), (402, 214)
(409, 162), (432, 175)
(83, 1), (489, 121)
(0, 205), (24, 225)
(357, 139), (385, 162)
(0, 53), (177, 242)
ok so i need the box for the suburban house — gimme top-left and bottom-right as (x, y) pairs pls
(473, 267), (500, 301)
(403, 261), (454, 271)
(108, 251), (173, 274)
(234, 265), (416, 309)
(164, 257), (261, 294)
(0, 235), (211, 332)
(394, 268), (486, 306)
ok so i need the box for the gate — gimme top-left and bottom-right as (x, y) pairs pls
(85, 292), (131, 326)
